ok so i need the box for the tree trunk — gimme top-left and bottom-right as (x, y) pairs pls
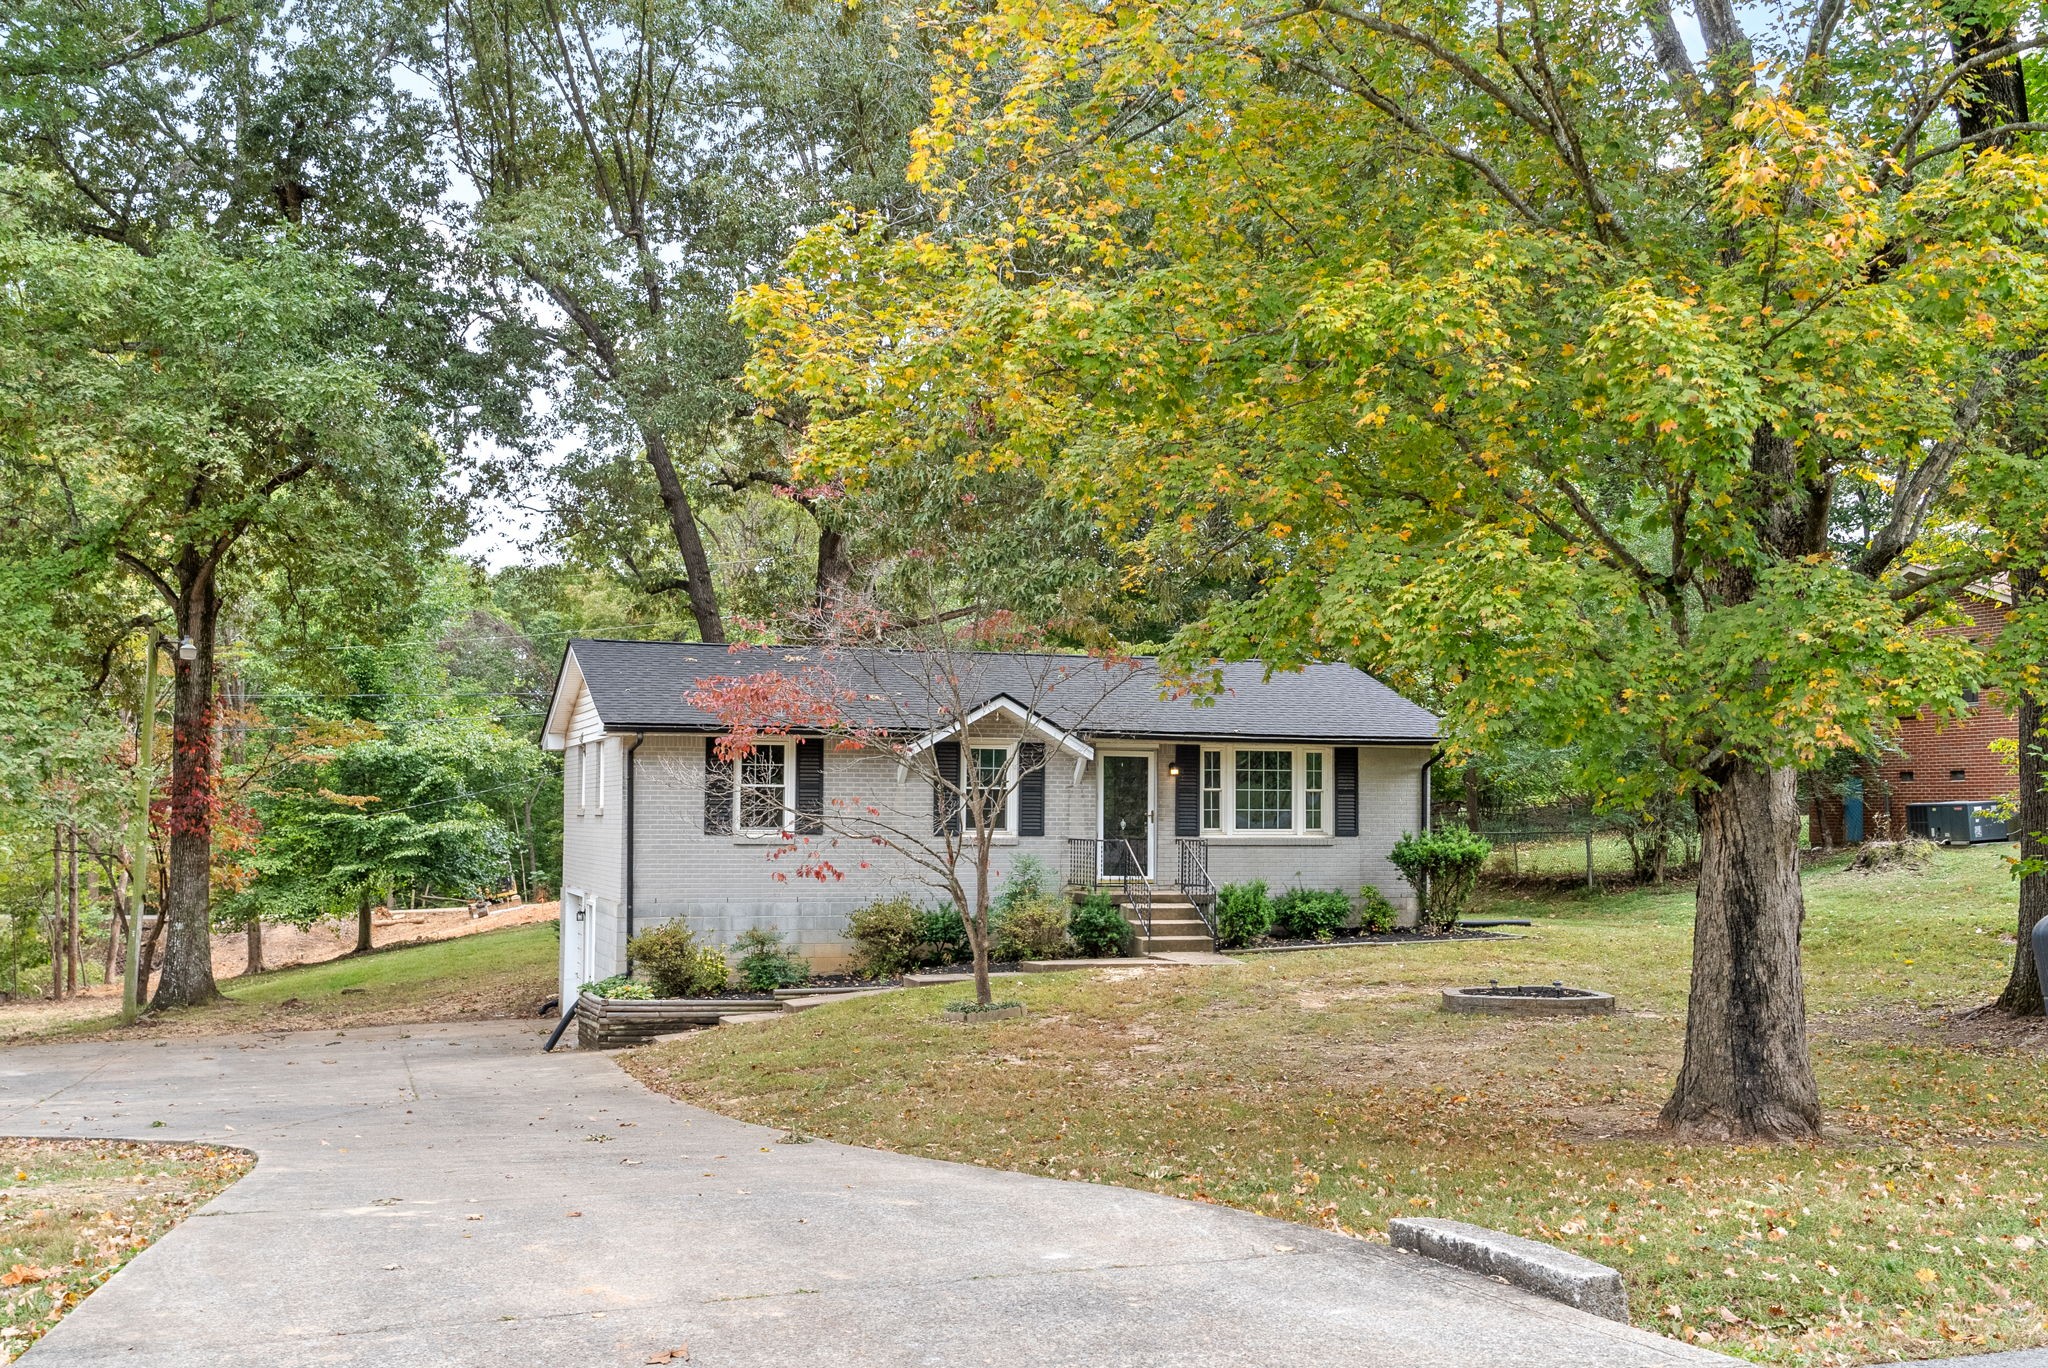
(1462, 759), (1481, 831)
(356, 891), (374, 954)
(1994, 566), (2046, 1014)
(814, 524), (853, 621)
(151, 562), (222, 1010)
(107, 858), (126, 986)
(66, 823), (80, 993)
(245, 918), (264, 976)
(1662, 760), (1822, 1140)
(138, 899), (167, 1001)
(49, 827), (62, 1001)
(641, 428), (725, 643)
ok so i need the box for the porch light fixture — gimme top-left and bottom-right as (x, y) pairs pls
(1167, 763), (1180, 777)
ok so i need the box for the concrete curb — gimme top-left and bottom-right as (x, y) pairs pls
(1389, 1217), (1629, 1323)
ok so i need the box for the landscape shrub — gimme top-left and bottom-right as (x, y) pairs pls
(993, 855), (1056, 914)
(1212, 880), (1272, 949)
(1069, 893), (1134, 957)
(912, 906), (971, 967)
(1272, 887), (1350, 941)
(1357, 885), (1399, 934)
(992, 896), (1073, 961)
(845, 897), (925, 977)
(580, 974), (653, 1000)
(1390, 827), (1493, 932)
(626, 921), (730, 996)
(733, 926), (810, 991)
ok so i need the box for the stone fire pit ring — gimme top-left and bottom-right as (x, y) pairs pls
(1441, 983), (1615, 1017)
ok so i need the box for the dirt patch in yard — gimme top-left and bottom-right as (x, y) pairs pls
(209, 901), (559, 979)
(0, 905), (558, 1044)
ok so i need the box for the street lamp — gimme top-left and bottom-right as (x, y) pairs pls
(124, 630), (181, 1023)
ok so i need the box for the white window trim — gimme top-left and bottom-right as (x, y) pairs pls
(731, 741), (797, 837)
(577, 743), (589, 817)
(965, 737), (1019, 838)
(595, 741), (606, 817)
(1199, 745), (1332, 838)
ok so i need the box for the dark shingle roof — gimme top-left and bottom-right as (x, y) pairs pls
(557, 640), (1439, 745)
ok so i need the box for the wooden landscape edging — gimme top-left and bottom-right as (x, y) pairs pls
(575, 992), (781, 1049)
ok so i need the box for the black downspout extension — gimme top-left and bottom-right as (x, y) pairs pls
(623, 732), (644, 974)
(1420, 747), (1439, 832)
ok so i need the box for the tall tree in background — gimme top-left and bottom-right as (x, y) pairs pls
(435, 0), (931, 639)
(1, 0), (511, 1006)
(743, 0), (2048, 1137)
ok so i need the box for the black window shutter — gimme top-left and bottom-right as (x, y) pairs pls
(933, 740), (962, 834)
(1334, 746), (1359, 837)
(1174, 744), (1201, 837)
(795, 737), (824, 835)
(1017, 742), (1046, 837)
(704, 737), (733, 834)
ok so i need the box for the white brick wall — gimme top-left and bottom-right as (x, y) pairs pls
(557, 731), (1433, 981)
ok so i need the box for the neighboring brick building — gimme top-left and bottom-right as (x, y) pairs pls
(1812, 583), (2017, 845)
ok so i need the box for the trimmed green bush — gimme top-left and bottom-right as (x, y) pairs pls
(1272, 887), (1350, 941)
(627, 921), (730, 996)
(580, 974), (653, 999)
(845, 897), (925, 977)
(1212, 880), (1272, 949)
(733, 926), (810, 991)
(912, 906), (971, 967)
(1070, 893), (1135, 957)
(992, 895), (1073, 961)
(1357, 885), (1399, 934)
(1390, 826), (1493, 931)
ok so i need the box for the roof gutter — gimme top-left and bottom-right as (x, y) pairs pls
(622, 731), (644, 973)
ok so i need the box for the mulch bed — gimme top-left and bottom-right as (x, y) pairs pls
(1234, 928), (1515, 954)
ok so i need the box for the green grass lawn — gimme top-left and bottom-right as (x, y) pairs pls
(0, 1138), (249, 1361)
(625, 846), (2047, 1367)
(1, 923), (558, 1044)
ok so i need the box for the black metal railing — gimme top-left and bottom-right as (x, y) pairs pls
(1175, 837), (1218, 940)
(1065, 837), (1153, 940)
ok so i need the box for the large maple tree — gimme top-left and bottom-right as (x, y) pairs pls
(741, 0), (2048, 1137)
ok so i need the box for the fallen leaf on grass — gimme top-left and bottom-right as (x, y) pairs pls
(1, 1264), (51, 1286)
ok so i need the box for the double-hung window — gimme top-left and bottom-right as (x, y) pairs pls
(1200, 750), (1223, 833)
(968, 742), (1015, 835)
(736, 743), (793, 834)
(1196, 745), (1330, 837)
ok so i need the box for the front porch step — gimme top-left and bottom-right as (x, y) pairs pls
(1130, 916), (1214, 955)
(1138, 929), (1212, 950)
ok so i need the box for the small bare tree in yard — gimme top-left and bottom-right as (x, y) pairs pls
(688, 608), (1141, 1006)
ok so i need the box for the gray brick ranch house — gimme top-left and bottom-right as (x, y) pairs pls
(541, 639), (1441, 997)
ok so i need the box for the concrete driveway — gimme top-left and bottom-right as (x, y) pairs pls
(0, 1020), (1729, 1367)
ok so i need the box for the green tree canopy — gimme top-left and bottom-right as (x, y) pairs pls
(740, 0), (2048, 1138)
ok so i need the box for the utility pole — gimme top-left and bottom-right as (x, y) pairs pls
(125, 632), (161, 1024)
